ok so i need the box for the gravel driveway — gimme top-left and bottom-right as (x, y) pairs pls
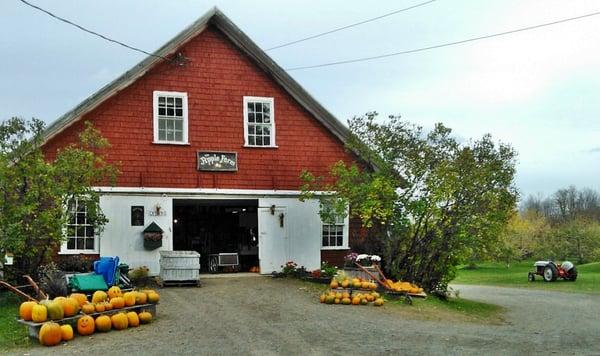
(13, 278), (600, 356)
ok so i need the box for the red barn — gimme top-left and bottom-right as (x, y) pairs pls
(42, 8), (359, 275)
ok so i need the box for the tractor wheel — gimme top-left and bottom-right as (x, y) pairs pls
(543, 264), (558, 282)
(568, 266), (578, 281)
(528, 272), (535, 282)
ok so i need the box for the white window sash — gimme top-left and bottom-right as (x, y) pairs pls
(153, 91), (189, 145)
(243, 96), (277, 148)
(59, 198), (99, 255)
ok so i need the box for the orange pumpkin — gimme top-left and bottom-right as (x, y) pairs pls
(32, 304), (48, 323)
(107, 286), (123, 299)
(126, 311), (140, 327)
(77, 315), (95, 336)
(319, 294), (326, 303)
(70, 293), (88, 307)
(38, 321), (62, 346)
(60, 324), (74, 341)
(59, 298), (80, 317)
(110, 297), (125, 309)
(81, 303), (95, 314)
(111, 313), (128, 330)
(103, 301), (113, 311)
(135, 291), (147, 305)
(122, 292), (136, 307)
(147, 292), (160, 304)
(19, 301), (37, 321)
(138, 311), (152, 324)
(330, 280), (339, 289)
(374, 298), (384, 306)
(351, 297), (361, 305)
(95, 315), (112, 332)
(95, 303), (106, 313)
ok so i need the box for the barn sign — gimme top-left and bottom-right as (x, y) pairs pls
(197, 151), (238, 171)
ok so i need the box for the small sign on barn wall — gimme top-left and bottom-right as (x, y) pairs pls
(197, 151), (238, 172)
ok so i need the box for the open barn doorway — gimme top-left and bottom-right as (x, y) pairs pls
(173, 199), (259, 273)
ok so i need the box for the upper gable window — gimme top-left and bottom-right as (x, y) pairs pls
(153, 91), (188, 144)
(243, 96), (276, 147)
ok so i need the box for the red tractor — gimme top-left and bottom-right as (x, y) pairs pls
(528, 261), (577, 282)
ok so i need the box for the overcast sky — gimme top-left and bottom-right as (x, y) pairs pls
(1, 0), (599, 199)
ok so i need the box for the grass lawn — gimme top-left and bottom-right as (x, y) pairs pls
(0, 292), (30, 350)
(454, 261), (600, 294)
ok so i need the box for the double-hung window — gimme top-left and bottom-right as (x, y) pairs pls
(153, 91), (188, 144)
(61, 199), (97, 254)
(244, 96), (276, 147)
(321, 202), (348, 249)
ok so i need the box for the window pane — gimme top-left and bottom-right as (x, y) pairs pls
(263, 126), (270, 136)
(167, 120), (174, 130)
(255, 136), (263, 146)
(76, 238), (84, 249)
(77, 226), (86, 237)
(76, 212), (86, 224)
(175, 97), (182, 106)
(174, 131), (183, 142)
(263, 104), (270, 114)
(248, 113), (255, 123)
(158, 108), (166, 116)
(248, 126), (255, 135)
(85, 238), (94, 250)
(85, 226), (94, 237)
(167, 97), (174, 105)
(159, 129), (166, 141)
(248, 136), (255, 145)
(337, 236), (343, 247)
(247, 102), (254, 113)
(263, 137), (270, 146)
(255, 102), (262, 112)
(167, 131), (174, 141)
(255, 113), (263, 123)
(256, 126), (262, 135)
(175, 108), (183, 117)
(263, 113), (270, 123)
(175, 120), (183, 131)
(322, 235), (329, 246)
(167, 108), (174, 116)
(158, 96), (165, 104)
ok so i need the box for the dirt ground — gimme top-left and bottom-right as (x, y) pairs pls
(13, 277), (600, 355)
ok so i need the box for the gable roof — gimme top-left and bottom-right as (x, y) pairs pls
(42, 7), (351, 147)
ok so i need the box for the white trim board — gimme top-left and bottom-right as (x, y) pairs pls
(94, 186), (333, 197)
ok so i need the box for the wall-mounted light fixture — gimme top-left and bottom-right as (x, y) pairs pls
(270, 204), (276, 215)
(279, 212), (285, 228)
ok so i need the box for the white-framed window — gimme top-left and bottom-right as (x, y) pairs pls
(60, 199), (98, 254)
(243, 96), (276, 147)
(153, 91), (189, 144)
(321, 203), (348, 249)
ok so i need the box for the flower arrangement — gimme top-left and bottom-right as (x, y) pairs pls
(320, 261), (338, 278)
(355, 254), (381, 266)
(280, 261), (298, 276)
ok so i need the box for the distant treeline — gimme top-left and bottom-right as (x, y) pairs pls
(499, 186), (600, 265)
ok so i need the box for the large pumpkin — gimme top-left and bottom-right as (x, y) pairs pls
(32, 304), (48, 323)
(147, 292), (160, 304)
(38, 322), (62, 346)
(81, 303), (95, 314)
(138, 311), (152, 324)
(92, 291), (108, 304)
(77, 315), (95, 336)
(107, 286), (123, 299)
(19, 301), (37, 321)
(126, 311), (140, 327)
(110, 297), (125, 309)
(60, 324), (74, 341)
(41, 300), (64, 321)
(69, 293), (88, 307)
(123, 292), (136, 307)
(95, 315), (112, 332)
(57, 297), (80, 317)
(111, 313), (128, 330)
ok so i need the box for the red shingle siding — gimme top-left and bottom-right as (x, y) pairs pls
(42, 27), (354, 189)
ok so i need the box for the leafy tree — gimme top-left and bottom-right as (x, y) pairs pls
(301, 113), (517, 294)
(0, 117), (118, 281)
(496, 209), (550, 266)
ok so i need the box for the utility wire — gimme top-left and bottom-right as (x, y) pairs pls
(18, 0), (168, 61)
(266, 0), (437, 51)
(286, 10), (600, 71)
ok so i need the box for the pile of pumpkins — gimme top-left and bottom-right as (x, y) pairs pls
(319, 290), (384, 306)
(384, 279), (424, 294)
(330, 277), (378, 291)
(18, 286), (159, 347)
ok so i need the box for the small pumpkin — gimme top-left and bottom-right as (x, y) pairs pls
(95, 303), (106, 313)
(341, 279), (350, 288)
(111, 312), (129, 330)
(107, 286), (123, 299)
(341, 297), (351, 305)
(126, 311), (140, 327)
(19, 301), (37, 321)
(319, 294), (326, 303)
(77, 315), (95, 336)
(92, 291), (108, 304)
(46, 301), (64, 320)
(103, 301), (113, 311)
(351, 297), (361, 305)
(329, 280), (339, 289)
(325, 295), (335, 304)
(60, 324), (74, 341)
(81, 303), (95, 314)
(32, 304), (48, 323)
(70, 293), (88, 307)
(110, 297), (125, 309)
(374, 298), (384, 306)
(360, 298), (368, 305)
(95, 315), (112, 332)
(58, 298), (80, 317)
(122, 291), (136, 307)
(138, 311), (152, 324)
(38, 321), (62, 346)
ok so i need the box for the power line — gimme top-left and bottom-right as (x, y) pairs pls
(265, 0), (437, 51)
(18, 0), (168, 61)
(285, 10), (600, 71)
